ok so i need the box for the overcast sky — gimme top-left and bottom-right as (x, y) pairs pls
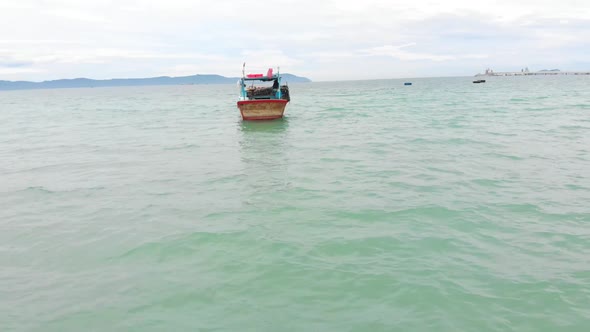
(0, 0), (588, 81)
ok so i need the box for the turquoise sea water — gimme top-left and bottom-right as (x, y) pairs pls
(1, 76), (589, 331)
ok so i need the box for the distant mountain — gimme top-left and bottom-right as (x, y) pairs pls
(539, 69), (561, 72)
(0, 73), (311, 91)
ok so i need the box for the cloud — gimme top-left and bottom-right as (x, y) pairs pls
(0, 39), (80, 45)
(241, 50), (303, 68)
(45, 8), (109, 23)
(361, 44), (455, 62)
(313, 43), (489, 62)
(0, 67), (43, 75)
(0, 0), (588, 80)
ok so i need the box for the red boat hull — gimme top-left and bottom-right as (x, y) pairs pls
(237, 99), (288, 120)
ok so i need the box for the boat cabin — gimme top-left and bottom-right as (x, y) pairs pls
(239, 68), (290, 102)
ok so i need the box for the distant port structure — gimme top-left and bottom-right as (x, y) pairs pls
(476, 68), (590, 77)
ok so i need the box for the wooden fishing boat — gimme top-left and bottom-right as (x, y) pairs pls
(237, 64), (290, 120)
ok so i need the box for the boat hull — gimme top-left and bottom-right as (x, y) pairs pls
(237, 99), (288, 120)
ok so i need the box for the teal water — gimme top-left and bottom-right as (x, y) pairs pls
(1, 76), (589, 331)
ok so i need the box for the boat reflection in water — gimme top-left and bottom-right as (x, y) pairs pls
(237, 117), (291, 207)
(239, 117), (289, 134)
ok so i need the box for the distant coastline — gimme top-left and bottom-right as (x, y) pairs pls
(0, 73), (311, 91)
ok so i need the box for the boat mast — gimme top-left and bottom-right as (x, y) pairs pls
(240, 62), (246, 99)
(277, 66), (281, 99)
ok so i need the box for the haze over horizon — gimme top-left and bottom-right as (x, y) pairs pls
(1, 0), (588, 82)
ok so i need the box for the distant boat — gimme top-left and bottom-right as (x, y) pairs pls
(404, 82), (412, 86)
(473, 79), (486, 84)
(237, 64), (290, 121)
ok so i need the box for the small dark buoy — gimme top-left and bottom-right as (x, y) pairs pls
(404, 82), (412, 86)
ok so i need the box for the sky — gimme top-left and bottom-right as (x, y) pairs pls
(0, 0), (589, 81)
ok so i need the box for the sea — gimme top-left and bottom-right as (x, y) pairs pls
(1, 76), (589, 331)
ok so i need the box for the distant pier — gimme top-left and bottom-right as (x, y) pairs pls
(475, 68), (590, 77)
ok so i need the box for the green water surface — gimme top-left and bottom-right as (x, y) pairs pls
(1, 76), (589, 331)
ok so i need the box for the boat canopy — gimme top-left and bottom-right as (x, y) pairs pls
(242, 67), (279, 81)
(242, 75), (280, 82)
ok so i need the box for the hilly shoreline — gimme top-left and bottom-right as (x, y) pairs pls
(0, 73), (311, 91)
